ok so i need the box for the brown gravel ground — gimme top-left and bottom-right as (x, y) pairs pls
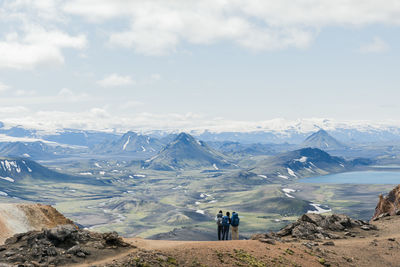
(71, 215), (400, 267)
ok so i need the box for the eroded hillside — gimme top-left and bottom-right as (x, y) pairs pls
(0, 203), (74, 244)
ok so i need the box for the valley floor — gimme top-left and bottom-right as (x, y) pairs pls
(71, 215), (400, 267)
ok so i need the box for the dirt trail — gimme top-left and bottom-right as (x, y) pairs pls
(74, 238), (322, 267)
(72, 216), (400, 267)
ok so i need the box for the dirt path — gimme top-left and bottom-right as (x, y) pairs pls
(71, 216), (400, 267)
(74, 238), (322, 267)
(317, 216), (400, 267)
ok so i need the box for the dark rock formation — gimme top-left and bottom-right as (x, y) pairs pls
(0, 224), (130, 266)
(372, 185), (400, 221)
(253, 213), (377, 241)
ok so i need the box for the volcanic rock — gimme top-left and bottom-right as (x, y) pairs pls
(0, 225), (130, 266)
(274, 213), (375, 240)
(372, 185), (400, 220)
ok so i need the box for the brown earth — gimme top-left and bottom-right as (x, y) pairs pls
(0, 203), (74, 244)
(3, 194), (400, 267)
(67, 215), (400, 267)
(372, 184), (400, 220)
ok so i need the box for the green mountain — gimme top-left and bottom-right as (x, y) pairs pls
(143, 133), (232, 170)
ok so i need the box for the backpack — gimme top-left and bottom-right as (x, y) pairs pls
(231, 213), (240, 227)
(216, 214), (223, 226)
(222, 215), (230, 226)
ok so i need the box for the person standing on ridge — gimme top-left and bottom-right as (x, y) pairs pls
(231, 211), (240, 240)
(215, 210), (223, 240)
(222, 211), (231, 240)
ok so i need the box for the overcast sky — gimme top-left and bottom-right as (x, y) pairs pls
(0, 0), (399, 132)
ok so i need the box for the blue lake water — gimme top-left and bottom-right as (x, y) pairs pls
(301, 171), (400, 184)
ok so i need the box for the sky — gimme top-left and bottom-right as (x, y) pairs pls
(0, 0), (400, 132)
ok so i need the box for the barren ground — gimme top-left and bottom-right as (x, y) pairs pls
(69, 215), (400, 267)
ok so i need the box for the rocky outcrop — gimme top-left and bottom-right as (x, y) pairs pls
(0, 203), (75, 245)
(372, 185), (400, 221)
(0, 224), (130, 266)
(253, 213), (377, 241)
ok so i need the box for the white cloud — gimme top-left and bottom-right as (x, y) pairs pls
(359, 37), (389, 53)
(3, 1), (400, 58)
(151, 74), (161, 81)
(58, 88), (75, 98)
(58, 88), (89, 102)
(63, 0), (400, 55)
(15, 90), (36, 97)
(1, 109), (400, 135)
(0, 106), (29, 115)
(0, 2), (87, 70)
(0, 28), (87, 70)
(0, 82), (10, 93)
(97, 74), (135, 87)
(120, 101), (144, 110)
(89, 108), (110, 119)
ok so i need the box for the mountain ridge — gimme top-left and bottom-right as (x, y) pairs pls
(249, 147), (371, 181)
(301, 129), (346, 150)
(144, 132), (232, 170)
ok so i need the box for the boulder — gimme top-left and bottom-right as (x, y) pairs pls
(277, 222), (298, 237)
(291, 222), (320, 240)
(300, 214), (324, 225)
(0, 225), (130, 265)
(46, 224), (78, 243)
(275, 213), (375, 240)
(372, 185), (400, 220)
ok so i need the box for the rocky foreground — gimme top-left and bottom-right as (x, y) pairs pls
(2, 185), (400, 266)
(2, 213), (400, 267)
(0, 203), (74, 244)
(252, 213), (377, 244)
(372, 184), (400, 220)
(0, 224), (132, 266)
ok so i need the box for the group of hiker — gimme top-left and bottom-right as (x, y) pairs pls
(215, 210), (240, 240)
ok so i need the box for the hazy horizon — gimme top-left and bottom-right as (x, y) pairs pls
(1, 1), (400, 131)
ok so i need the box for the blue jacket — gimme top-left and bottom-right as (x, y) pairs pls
(222, 215), (230, 226)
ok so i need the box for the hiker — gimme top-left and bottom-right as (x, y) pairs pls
(222, 211), (231, 240)
(231, 211), (240, 240)
(215, 210), (223, 240)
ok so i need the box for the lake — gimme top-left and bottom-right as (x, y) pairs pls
(301, 171), (400, 184)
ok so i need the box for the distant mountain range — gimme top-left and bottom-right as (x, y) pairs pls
(93, 131), (163, 156)
(0, 157), (102, 185)
(249, 147), (372, 181)
(3, 120), (400, 147)
(0, 122), (394, 167)
(0, 141), (75, 159)
(208, 141), (295, 156)
(143, 133), (232, 171)
(301, 129), (346, 150)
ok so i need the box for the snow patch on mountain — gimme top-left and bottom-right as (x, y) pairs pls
(295, 156), (308, 163)
(278, 173), (288, 179)
(122, 136), (131, 151)
(287, 168), (297, 177)
(282, 188), (296, 198)
(307, 203), (332, 214)
(0, 177), (14, 182)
